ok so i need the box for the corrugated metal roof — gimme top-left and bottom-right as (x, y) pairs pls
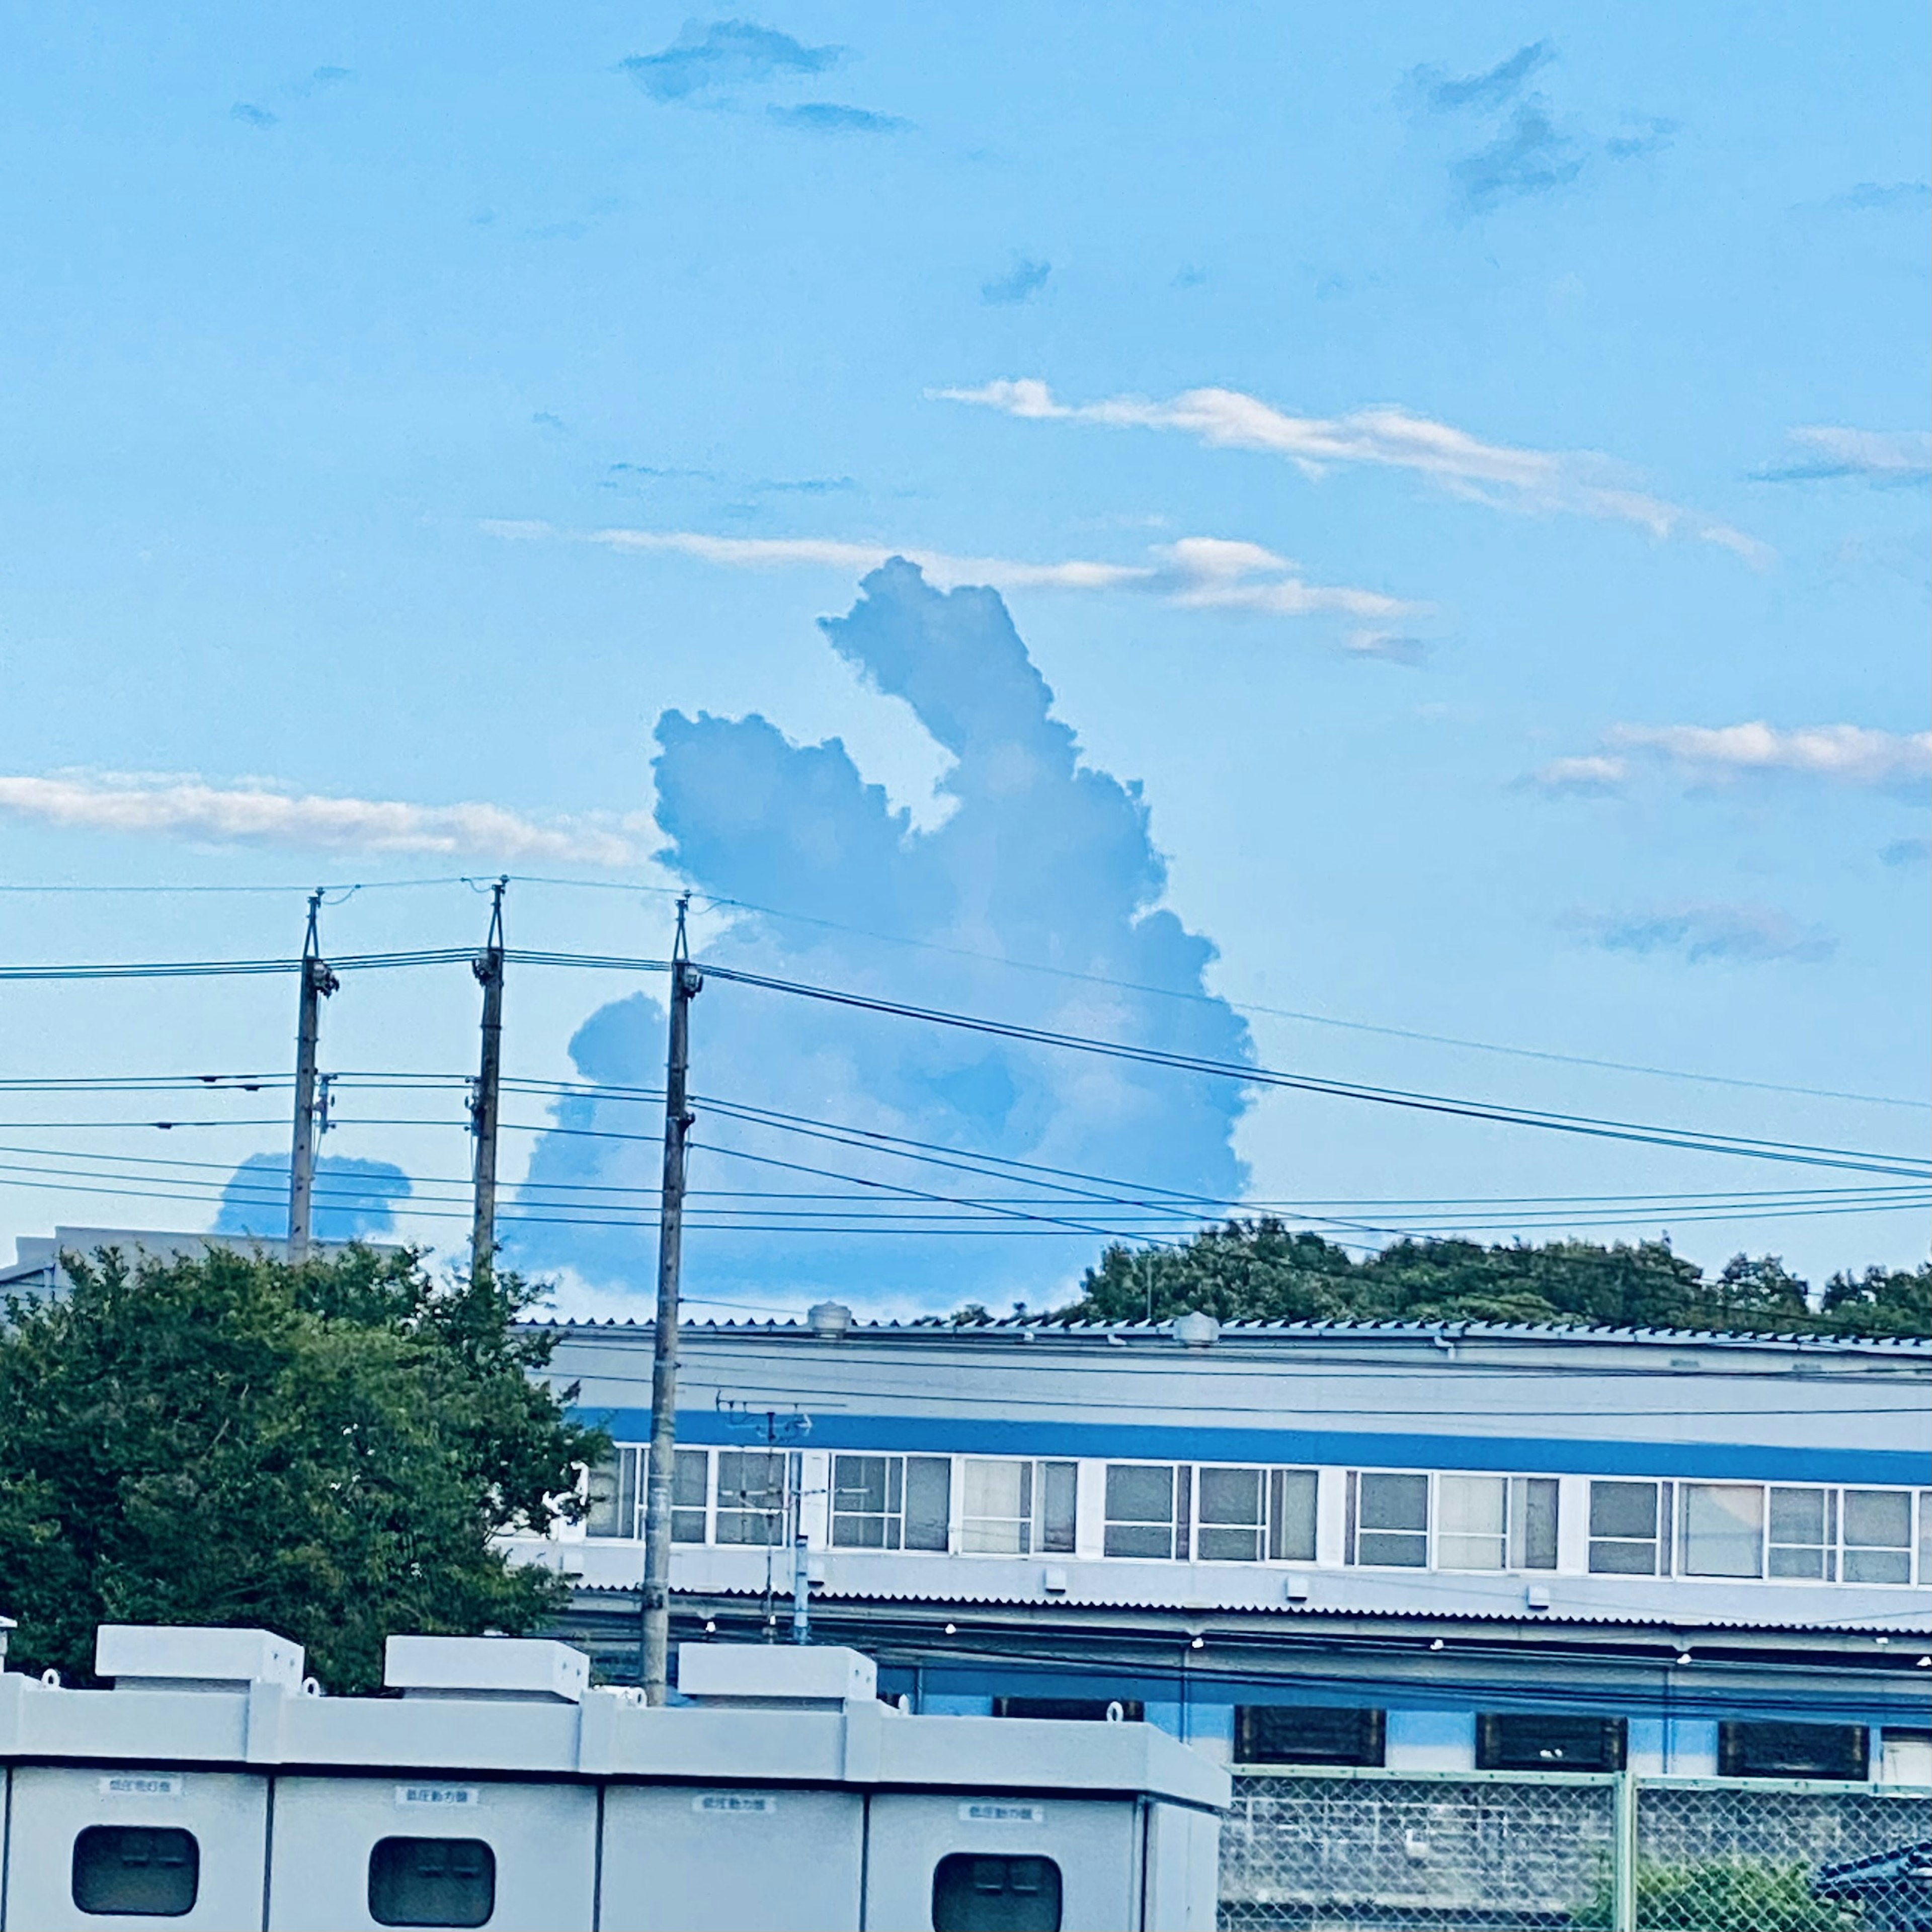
(530, 1312), (1929, 1354)
(569, 1579), (1927, 1637)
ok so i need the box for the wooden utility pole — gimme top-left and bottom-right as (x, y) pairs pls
(287, 891), (338, 1262)
(469, 878), (507, 1282)
(640, 896), (701, 1702)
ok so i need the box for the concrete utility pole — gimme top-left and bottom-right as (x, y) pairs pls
(287, 891), (339, 1263)
(469, 878), (507, 1283)
(640, 896), (702, 1702)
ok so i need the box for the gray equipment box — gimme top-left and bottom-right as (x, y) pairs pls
(0, 1626), (1227, 1932)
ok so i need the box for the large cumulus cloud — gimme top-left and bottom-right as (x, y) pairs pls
(509, 560), (1253, 1311)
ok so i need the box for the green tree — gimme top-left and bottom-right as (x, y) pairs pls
(1053, 1223), (1925, 1340)
(0, 1242), (606, 1693)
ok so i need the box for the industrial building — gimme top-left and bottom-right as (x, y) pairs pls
(0, 1622), (1225, 1931)
(520, 1308), (1932, 1785)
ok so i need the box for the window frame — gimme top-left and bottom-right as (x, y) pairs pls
(830, 1452), (950, 1552)
(1587, 1479), (1672, 1577)
(958, 1458), (1079, 1556)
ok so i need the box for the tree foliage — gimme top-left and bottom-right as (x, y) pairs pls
(0, 1243), (606, 1693)
(1058, 1221), (1928, 1340)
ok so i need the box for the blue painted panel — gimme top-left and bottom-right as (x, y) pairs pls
(571, 1406), (1930, 1486)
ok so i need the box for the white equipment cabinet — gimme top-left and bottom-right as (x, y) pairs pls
(0, 1625), (1228, 1932)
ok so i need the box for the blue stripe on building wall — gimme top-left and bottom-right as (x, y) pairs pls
(571, 1407), (1931, 1487)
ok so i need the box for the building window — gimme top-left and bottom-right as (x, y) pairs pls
(1477, 1715), (1627, 1772)
(585, 1444), (641, 1539)
(1235, 1706), (1386, 1767)
(368, 1839), (496, 1928)
(1437, 1475), (1507, 1570)
(1104, 1464), (1184, 1559)
(1588, 1480), (1670, 1575)
(1841, 1489), (1913, 1584)
(1196, 1466), (1269, 1561)
(961, 1460), (1078, 1555)
(1348, 1471), (1429, 1567)
(932, 1855), (1062, 1932)
(1510, 1477), (1560, 1570)
(1768, 1487), (1836, 1580)
(1679, 1483), (1765, 1579)
(1718, 1722), (1869, 1782)
(672, 1447), (709, 1543)
(994, 1696), (1144, 1722)
(1268, 1469), (1319, 1563)
(832, 1454), (950, 1550)
(71, 1826), (199, 1918)
(714, 1450), (789, 1546)
(1920, 1492), (1930, 1584)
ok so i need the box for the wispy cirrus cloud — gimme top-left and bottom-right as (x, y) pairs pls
(767, 101), (909, 134)
(1530, 722), (1931, 794)
(982, 257), (1052, 305)
(0, 773), (645, 864)
(1755, 427), (1931, 487)
(1571, 904), (1834, 967)
(487, 520), (1424, 649)
(936, 379), (1766, 558)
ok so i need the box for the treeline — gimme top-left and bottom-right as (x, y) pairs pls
(1000, 1223), (1927, 1338)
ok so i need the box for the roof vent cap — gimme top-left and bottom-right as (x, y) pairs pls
(676, 1643), (875, 1711)
(384, 1635), (589, 1704)
(1173, 1310), (1221, 1349)
(808, 1300), (853, 1340)
(97, 1626), (304, 1695)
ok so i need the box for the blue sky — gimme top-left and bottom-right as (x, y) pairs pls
(0, 3), (1925, 1315)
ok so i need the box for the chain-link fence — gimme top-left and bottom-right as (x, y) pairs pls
(1220, 1768), (1930, 1932)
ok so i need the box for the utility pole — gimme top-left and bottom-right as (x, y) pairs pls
(287, 891), (338, 1263)
(640, 896), (702, 1702)
(469, 878), (507, 1283)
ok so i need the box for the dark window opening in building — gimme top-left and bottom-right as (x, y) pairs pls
(932, 1854), (1063, 1932)
(993, 1697), (1145, 1723)
(1235, 1705), (1387, 1767)
(71, 1826), (199, 1918)
(1477, 1714), (1628, 1772)
(367, 1837), (497, 1928)
(1718, 1722), (1871, 1782)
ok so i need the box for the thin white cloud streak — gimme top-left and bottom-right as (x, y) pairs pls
(486, 519), (1423, 638)
(935, 379), (1769, 561)
(0, 774), (645, 864)
(1530, 722), (1931, 792)
(1759, 427), (1932, 485)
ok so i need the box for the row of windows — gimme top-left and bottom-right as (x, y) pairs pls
(1232, 1712), (1890, 1782)
(64, 1829), (1056, 1931)
(586, 1449), (1932, 1585)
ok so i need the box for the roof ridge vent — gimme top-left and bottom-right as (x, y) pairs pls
(1172, 1310), (1221, 1349)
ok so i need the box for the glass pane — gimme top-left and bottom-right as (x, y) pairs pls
(1681, 1484), (1764, 1578)
(1844, 1546), (1911, 1584)
(1105, 1464), (1174, 1525)
(904, 1457), (952, 1551)
(1270, 1470), (1318, 1562)
(964, 1460), (1028, 1522)
(833, 1513), (888, 1549)
(1197, 1467), (1263, 1528)
(71, 1826), (200, 1917)
(1843, 1489), (1911, 1552)
(1438, 1534), (1506, 1571)
(833, 1455), (888, 1515)
(1590, 1482), (1658, 1540)
(1197, 1524), (1263, 1561)
(1356, 1530), (1427, 1567)
(1104, 1522), (1174, 1559)
(1037, 1462), (1078, 1554)
(585, 1457), (621, 1537)
(1769, 1545), (1826, 1579)
(673, 1448), (708, 1508)
(671, 1509), (707, 1544)
(1439, 1474), (1506, 1564)
(932, 1854), (1063, 1932)
(717, 1451), (785, 1545)
(368, 1839), (496, 1929)
(1358, 1473), (1428, 1533)
(1510, 1478), (1559, 1570)
(1589, 1539), (1660, 1575)
(1769, 1487), (1825, 1544)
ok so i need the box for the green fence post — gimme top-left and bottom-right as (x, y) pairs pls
(1612, 1770), (1638, 1932)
